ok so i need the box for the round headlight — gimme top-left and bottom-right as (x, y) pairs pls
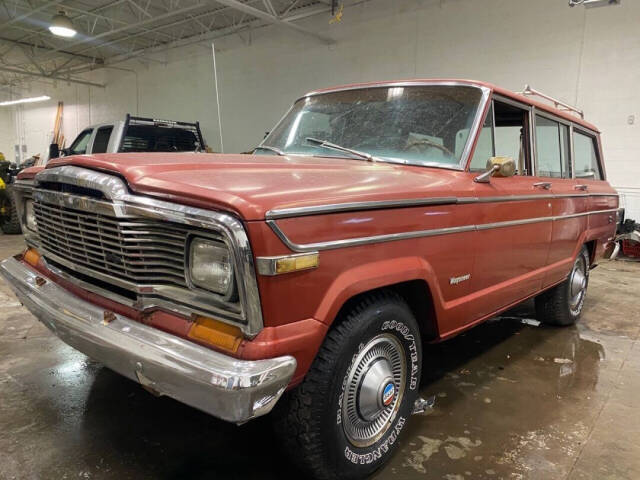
(189, 237), (234, 296)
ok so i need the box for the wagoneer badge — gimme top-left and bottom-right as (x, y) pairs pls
(449, 274), (471, 285)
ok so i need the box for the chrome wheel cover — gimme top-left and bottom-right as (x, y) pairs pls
(341, 334), (407, 448)
(569, 254), (587, 313)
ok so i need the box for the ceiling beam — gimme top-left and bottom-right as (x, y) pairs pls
(34, 1), (210, 63)
(0, 65), (105, 88)
(214, 0), (334, 44)
(0, 35), (102, 63)
(59, 1), (336, 76)
(0, 0), (59, 29)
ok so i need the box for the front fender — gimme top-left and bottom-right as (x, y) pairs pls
(313, 256), (443, 326)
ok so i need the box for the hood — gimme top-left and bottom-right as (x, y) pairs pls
(45, 152), (469, 221)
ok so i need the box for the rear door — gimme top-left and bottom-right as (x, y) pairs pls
(533, 113), (587, 287)
(467, 97), (553, 319)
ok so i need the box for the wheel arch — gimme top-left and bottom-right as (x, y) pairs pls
(314, 256), (442, 342)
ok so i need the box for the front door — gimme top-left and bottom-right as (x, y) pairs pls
(466, 98), (553, 320)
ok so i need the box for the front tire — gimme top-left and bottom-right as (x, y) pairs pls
(535, 246), (590, 326)
(274, 292), (422, 480)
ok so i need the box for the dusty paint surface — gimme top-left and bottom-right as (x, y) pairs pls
(1, 233), (639, 479)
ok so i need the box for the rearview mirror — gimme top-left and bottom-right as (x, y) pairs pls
(474, 156), (516, 183)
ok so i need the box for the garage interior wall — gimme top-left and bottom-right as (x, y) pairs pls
(0, 0), (638, 218)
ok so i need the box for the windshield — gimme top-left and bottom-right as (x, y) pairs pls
(261, 85), (484, 167)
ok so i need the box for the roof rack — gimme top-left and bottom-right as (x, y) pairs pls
(517, 84), (584, 119)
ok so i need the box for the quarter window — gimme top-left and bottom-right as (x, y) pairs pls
(535, 116), (570, 178)
(574, 131), (602, 180)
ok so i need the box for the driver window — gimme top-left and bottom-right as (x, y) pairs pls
(69, 129), (93, 155)
(493, 101), (531, 176)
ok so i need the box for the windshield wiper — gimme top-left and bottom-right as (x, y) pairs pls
(254, 145), (285, 156)
(306, 137), (378, 162)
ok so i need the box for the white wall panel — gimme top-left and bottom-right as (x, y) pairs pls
(0, 0), (638, 217)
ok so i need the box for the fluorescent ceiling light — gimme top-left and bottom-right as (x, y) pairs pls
(569, 0), (620, 7)
(49, 11), (76, 38)
(0, 95), (51, 106)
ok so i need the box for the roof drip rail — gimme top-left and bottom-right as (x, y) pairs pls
(518, 84), (584, 119)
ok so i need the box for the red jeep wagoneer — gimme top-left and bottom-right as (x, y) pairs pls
(2, 80), (618, 479)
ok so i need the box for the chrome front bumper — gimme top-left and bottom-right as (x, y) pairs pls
(0, 257), (296, 424)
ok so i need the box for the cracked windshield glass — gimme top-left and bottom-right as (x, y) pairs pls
(261, 85), (484, 167)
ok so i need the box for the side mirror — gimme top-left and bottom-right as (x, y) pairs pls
(474, 156), (516, 183)
(48, 143), (60, 159)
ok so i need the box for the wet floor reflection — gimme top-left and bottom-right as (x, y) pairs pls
(381, 300), (606, 479)
(1, 297), (609, 480)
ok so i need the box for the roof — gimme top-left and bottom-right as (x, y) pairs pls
(302, 79), (599, 133)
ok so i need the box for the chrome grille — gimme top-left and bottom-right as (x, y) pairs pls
(34, 200), (203, 288)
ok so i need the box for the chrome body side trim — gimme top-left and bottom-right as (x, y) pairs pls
(267, 208), (620, 253)
(266, 193), (619, 219)
(267, 197), (459, 220)
(0, 257), (296, 424)
(30, 166), (263, 338)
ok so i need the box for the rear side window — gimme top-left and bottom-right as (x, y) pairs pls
(535, 115), (570, 178)
(120, 125), (199, 152)
(92, 126), (113, 154)
(574, 131), (602, 180)
(68, 129), (93, 155)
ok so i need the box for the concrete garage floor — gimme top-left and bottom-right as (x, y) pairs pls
(1, 233), (639, 480)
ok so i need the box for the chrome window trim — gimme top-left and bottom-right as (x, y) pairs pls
(572, 124), (605, 181)
(29, 166), (263, 338)
(267, 208), (620, 253)
(262, 81), (491, 172)
(569, 124), (576, 179)
(492, 94), (535, 176)
(532, 110), (573, 180)
(266, 192), (618, 220)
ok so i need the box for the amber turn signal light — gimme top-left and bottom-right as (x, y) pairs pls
(256, 252), (320, 276)
(188, 316), (243, 353)
(23, 248), (41, 267)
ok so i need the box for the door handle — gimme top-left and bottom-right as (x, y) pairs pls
(575, 184), (588, 191)
(533, 182), (552, 190)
